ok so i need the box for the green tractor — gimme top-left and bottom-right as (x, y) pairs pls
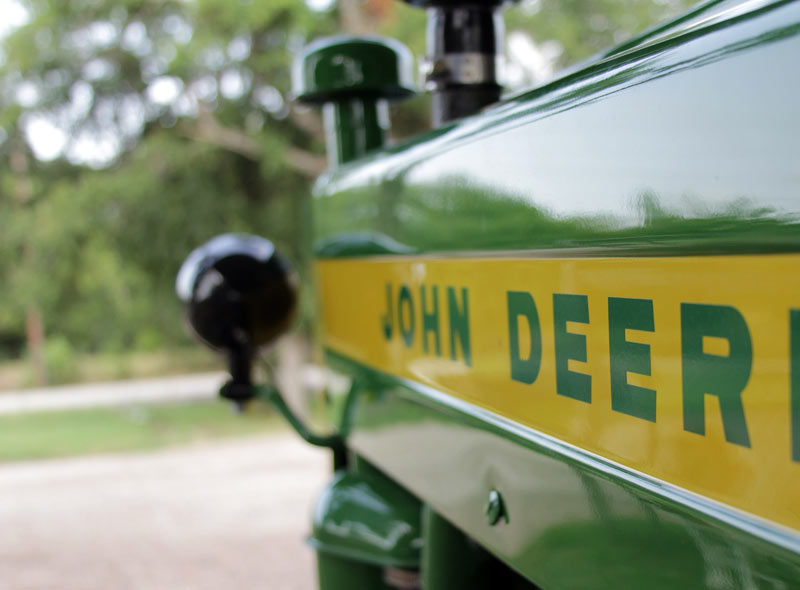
(178, 0), (800, 587)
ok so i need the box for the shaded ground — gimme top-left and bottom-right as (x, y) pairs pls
(0, 434), (328, 589)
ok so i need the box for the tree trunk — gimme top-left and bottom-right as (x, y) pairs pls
(11, 145), (48, 386)
(25, 306), (47, 386)
(339, 0), (393, 33)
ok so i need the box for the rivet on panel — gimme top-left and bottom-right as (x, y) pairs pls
(486, 489), (508, 526)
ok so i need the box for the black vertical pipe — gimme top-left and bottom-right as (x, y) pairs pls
(423, 3), (504, 125)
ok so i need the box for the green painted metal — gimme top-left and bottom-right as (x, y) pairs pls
(293, 36), (415, 104)
(294, 36), (415, 166)
(326, 350), (800, 589)
(485, 490), (508, 526)
(313, 0), (800, 256)
(315, 232), (416, 258)
(605, 0), (737, 57)
(421, 506), (534, 590)
(252, 384), (342, 449)
(309, 0), (800, 587)
(422, 507), (484, 590)
(324, 98), (387, 166)
(315, 553), (384, 590)
(247, 384), (346, 468)
(309, 463), (422, 569)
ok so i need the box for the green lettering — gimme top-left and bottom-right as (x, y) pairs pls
(681, 303), (751, 447)
(420, 285), (441, 356)
(507, 291), (542, 384)
(447, 287), (472, 367)
(553, 293), (591, 403)
(609, 297), (656, 422)
(398, 285), (415, 348)
(382, 283), (393, 340)
(791, 310), (800, 462)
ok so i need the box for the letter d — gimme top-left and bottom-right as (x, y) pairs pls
(508, 291), (542, 384)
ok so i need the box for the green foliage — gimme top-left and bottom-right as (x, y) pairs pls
(0, 0), (703, 366)
(0, 348), (221, 390)
(506, 0), (701, 67)
(0, 0), (330, 360)
(42, 335), (78, 384)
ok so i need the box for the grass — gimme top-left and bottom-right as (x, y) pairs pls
(0, 400), (284, 462)
(0, 348), (222, 391)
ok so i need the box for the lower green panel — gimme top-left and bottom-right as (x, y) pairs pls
(422, 505), (537, 590)
(328, 352), (800, 589)
(316, 553), (383, 590)
(309, 468), (422, 569)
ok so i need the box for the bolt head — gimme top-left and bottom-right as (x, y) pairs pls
(486, 489), (507, 526)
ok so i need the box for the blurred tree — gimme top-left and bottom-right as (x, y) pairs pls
(0, 0), (700, 377)
(0, 0), (333, 170)
(0, 0), (337, 368)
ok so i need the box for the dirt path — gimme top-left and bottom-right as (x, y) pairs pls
(0, 434), (329, 589)
(0, 373), (227, 415)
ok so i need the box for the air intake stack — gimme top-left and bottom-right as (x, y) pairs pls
(293, 37), (415, 167)
(407, 0), (510, 125)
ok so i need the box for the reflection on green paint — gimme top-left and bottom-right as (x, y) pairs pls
(526, 518), (706, 590)
(314, 179), (800, 259)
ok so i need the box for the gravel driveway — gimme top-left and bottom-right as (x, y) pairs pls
(0, 433), (329, 589)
